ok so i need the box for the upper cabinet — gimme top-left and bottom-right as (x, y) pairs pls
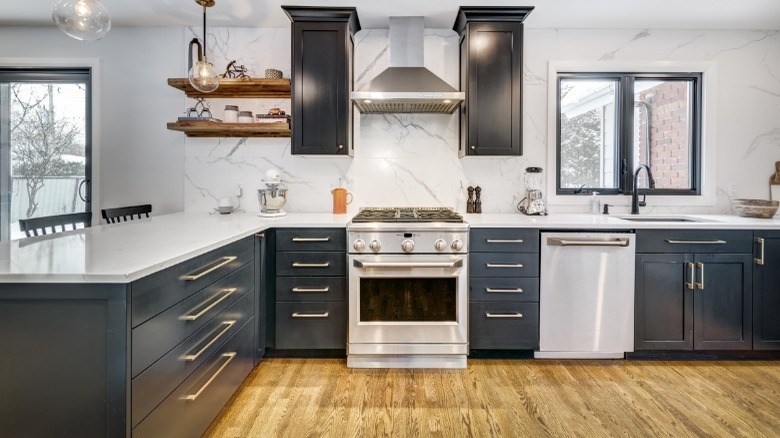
(283, 7), (361, 156)
(453, 7), (533, 157)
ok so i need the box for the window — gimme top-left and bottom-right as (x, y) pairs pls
(556, 72), (702, 196)
(0, 68), (92, 240)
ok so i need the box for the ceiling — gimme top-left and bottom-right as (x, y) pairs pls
(3, 0), (780, 30)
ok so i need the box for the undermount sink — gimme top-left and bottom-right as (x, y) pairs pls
(614, 216), (714, 223)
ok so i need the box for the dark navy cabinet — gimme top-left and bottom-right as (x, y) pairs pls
(634, 230), (753, 351)
(753, 230), (780, 350)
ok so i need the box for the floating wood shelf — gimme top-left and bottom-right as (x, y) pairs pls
(167, 78), (291, 98)
(166, 121), (291, 138)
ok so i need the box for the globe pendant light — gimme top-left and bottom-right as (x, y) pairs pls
(188, 0), (219, 93)
(52, 0), (111, 41)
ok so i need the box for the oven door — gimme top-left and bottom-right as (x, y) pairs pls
(348, 254), (468, 352)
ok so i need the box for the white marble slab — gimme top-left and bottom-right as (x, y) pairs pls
(1, 211), (778, 283)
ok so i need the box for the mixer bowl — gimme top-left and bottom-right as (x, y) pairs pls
(258, 186), (287, 212)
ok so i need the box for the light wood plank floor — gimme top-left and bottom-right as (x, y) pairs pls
(204, 359), (780, 437)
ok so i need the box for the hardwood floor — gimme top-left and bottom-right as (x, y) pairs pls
(204, 359), (780, 437)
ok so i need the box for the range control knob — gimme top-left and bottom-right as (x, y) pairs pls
(353, 239), (366, 252)
(369, 240), (382, 253)
(434, 239), (447, 252)
(401, 239), (415, 253)
(451, 239), (464, 252)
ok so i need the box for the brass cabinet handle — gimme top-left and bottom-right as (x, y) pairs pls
(696, 262), (705, 290)
(755, 237), (765, 266)
(183, 321), (236, 362)
(292, 237), (330, 242)
(292, 287), (330, 293)
(292, 312), (329, 318)
(180, 256), (237, 281)
(664, 239), (726, 245)
(485, 288), (524, 293)
(181, 288), (236, 321)
(486, 239), (524, 243)
(686, 262), (695, 290)
(183, 352), (236, 401)
(292, 262), (330, 268)
(485, 263), (523, 268)
(485, 312), (523, 318)
(255, 232), (265, 238)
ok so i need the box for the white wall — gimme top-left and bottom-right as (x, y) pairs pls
(2, 25), (777, 216)
(0, 26), (185, 215)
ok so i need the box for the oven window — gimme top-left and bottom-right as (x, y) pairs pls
(359, 278), (456, 322)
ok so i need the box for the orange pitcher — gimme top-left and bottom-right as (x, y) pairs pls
(331, 187), (353, 214)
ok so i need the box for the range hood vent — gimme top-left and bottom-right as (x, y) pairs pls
(351, 17), (465, 114)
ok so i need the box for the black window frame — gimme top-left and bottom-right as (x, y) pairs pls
(556, 71), (702, 197)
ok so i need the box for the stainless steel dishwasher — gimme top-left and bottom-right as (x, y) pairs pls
(535, 232), (635, 359)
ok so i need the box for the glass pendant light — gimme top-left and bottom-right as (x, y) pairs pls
(188, 0), (219, 93)
(52, 0), (111, 41)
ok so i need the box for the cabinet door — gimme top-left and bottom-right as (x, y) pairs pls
(463, 21), (523, 156)
(634, 253), (693, 350)
(754, 232), (780, 350)
(692, 253), (752, 350)
(291, 21), (351, 155)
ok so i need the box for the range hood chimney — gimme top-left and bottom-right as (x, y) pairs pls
(351, 16), (465, 114)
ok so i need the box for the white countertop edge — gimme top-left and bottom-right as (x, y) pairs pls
(2, 211), (779, 283)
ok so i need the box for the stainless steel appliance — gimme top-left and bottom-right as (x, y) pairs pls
(257, 169), (287, 217)
(518, 189), (547, 216)
(536, 232), (636, 359)
(347, 207), (469, 368)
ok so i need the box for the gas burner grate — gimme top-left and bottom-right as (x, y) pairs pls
(351, 207), (464, 223)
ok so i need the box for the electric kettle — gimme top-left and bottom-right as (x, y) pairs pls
(518, 189), (547, 215)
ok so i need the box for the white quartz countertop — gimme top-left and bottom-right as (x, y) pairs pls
(1, 211), (778, 283)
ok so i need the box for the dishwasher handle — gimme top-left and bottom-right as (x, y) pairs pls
(546, 237), (630, 247)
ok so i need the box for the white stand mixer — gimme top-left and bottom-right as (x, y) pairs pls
(258, 168), (288, 217)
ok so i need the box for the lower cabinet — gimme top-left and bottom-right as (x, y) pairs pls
(634, 230), (753, 351)
(753, 230), (780, 350)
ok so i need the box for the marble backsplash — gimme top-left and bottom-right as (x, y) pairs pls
(183, 26), (779, 216)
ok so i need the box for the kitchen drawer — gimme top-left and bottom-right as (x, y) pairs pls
(636, 230), (752, 254)
(469, 302), (539, 349)
(132, 291), (253, 428)
(132, 319), (254, 438)
(276, 276), (347, 302)
(469, 253), (539, 277)
(276, 252), (346, 277)
(275, 302), (346, 349)
(131, 236), (254, 328)
(470, 277), (539, 302)
(132, 263), (253, 377)
(470, 228), (539, 253)
(276, 228), (346, 252)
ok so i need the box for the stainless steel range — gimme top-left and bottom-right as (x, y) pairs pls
(347, 207), (469, 368)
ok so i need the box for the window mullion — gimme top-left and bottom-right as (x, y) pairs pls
(619, 76), (635, 194)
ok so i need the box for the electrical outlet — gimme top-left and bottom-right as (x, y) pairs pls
(234, 184), (242, 197)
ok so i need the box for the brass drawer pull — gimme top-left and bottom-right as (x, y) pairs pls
(183, 321), (236, 362)
(696, 262), (704, 290)
(180, 256), (238, 281)
(181, 288), (236, 321)
(755, 237), (765, 265)
(292, 262), (331, 268)
(485, 312), (524, 318)
(485, 288), (524, 293)
(686, 262), (695, 290)
(664, 239), (726, 245)
(183, 352), (236, 401)
(292, 312), (329, 318)
(255, 232), (265, 238)
(485, 263), (524, 268)
(486, 239), (524, 243)
(292, 237), (331, 242)
(292, 287), (330, 293)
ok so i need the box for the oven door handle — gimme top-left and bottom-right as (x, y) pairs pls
(353, 259), (464, 269)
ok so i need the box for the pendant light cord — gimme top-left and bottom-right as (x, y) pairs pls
(202, 3), (208, 60)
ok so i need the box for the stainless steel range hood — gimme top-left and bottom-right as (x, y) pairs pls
(351, 17), (465, 114)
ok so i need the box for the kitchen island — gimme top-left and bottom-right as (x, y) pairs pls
(1, 211), (779, 437)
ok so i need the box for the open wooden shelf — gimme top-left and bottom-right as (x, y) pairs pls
(167, 78), (291, 98)
(166, 121), (291, 138)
